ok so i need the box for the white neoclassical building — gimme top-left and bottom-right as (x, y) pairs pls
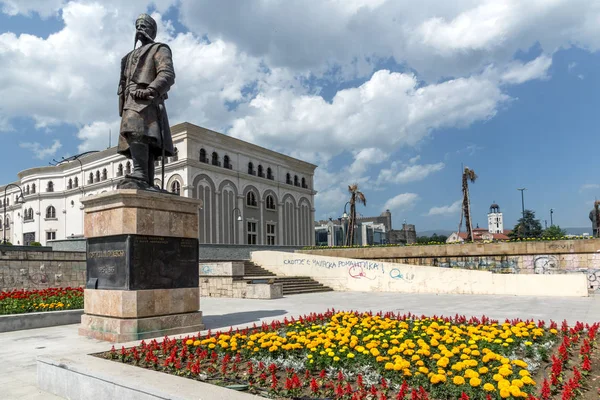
(0, 123), (317, 246)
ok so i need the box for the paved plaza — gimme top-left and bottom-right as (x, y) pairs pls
(2, 291), (600, 399)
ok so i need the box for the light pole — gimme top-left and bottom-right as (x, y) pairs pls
(517, 188), (526, 219)
(231, 207), (242, 244)
(3, 184), (24, 244)
(550, 208), (554, 226)
(342, 201), (350, 246)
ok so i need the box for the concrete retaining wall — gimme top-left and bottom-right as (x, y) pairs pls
(0, 249), (86, 291)
(37, 354), (261, 400)
(199, 261), (282, 299)
(48, 238), (86, 252)
(0, 309), (83, 332)
(251, 251), (589, 297)
(199, 244), (302, 260)
(300, 240), (600, 292)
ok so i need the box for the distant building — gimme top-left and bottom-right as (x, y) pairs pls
(446, 228), (510, 243)
(314, 210), (416, 246)
(487, 202), (503, 233)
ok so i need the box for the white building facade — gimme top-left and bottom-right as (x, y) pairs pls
(487, 203), (504, 234)
(0, 123), (317, 247)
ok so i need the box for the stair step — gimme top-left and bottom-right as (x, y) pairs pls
(283, 288), (335, 295)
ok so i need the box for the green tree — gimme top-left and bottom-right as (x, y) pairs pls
(542, 225), (567, 239)
(509, 210), (543, 239)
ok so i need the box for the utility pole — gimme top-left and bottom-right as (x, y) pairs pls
(517, 188), (526, 218)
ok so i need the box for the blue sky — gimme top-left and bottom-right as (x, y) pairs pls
(0, 1), (599, 233)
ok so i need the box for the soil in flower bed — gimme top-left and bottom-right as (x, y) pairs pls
(0, 287), (84, 315)
(94, 310), (600, 400)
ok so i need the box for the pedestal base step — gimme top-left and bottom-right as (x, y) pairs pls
(79, 311), (204, 343)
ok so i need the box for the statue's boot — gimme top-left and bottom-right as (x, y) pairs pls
(126, 142), (150, 186)
(146, 152), (162, 192)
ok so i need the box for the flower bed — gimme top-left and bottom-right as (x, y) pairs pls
(0, 287), (84, 315)
(95, 310), (600, 399)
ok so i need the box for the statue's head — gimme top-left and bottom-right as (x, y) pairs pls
(135, 13), (157, 43)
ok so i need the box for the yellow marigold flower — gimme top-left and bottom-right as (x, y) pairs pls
(550, 329), (558, 334)
(509, 385), (522, 397)
(333, 356), (340, 361)
(522, 376), (535, 385)
(499, 388), (510, 398)
(479, 367), (489, 374)
(453, 376), (465, 385)
(430, 374), (441, 384)
(469, 377), (481, 387)
(185, 339), (193, 345)
(498, 379), (511, 389)
(419, 367), (429, 374)
(437, 357), (449, 367)
(370, 348), (380, 357)
(208, 344), (216, 349)
(193, 340), (201, 346)
(511, 379), (524, 388)
(385, 362), (394, 370)
(347, 352), (355, 358)
(524, 341), (533, 346)
(483, 383), (496, 392)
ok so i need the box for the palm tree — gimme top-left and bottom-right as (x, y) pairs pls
(345, 183), (367, 246)
(458, 167), (477, 242)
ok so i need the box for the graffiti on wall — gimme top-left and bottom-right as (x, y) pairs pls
(435, 256), (519, 274)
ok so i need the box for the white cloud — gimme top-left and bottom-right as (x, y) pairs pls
(348, 148), (388, 176)
(19, 139), (62, 159)
(426, 200), (462, 216)
(377, 161), (445, 185)
(580, 183), (600, 191)
(501, 55), (553, 85)
(383, 193), (419, 212)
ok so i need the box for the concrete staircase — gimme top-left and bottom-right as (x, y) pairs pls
(243, 261), (334, 296)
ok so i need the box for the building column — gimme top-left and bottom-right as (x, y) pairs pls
(295, 205), (300, 246)
(237, 195), (244, 244)
(215, 190), (221, 244)
(310, 208), (316, 246)
(278, 203), (284, 245)
(259, 199), (264, 245)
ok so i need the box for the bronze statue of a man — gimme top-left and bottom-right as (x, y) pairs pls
(117, 13), (175, 191)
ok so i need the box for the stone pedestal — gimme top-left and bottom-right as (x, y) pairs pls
(78, 190), (204, 342)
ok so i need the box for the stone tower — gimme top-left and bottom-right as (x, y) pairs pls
(487, 202), (503, 234)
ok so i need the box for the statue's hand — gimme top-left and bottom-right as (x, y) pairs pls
(132, 88), (156, 100)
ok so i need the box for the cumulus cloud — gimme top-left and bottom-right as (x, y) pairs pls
(426, 200), (462, 216)
(383, 193), (419, 212)
(20, 139), (62, 159)
(377, 161), (445, 185)
(580, 183), (600, 191)
(501, 55), (553, 85)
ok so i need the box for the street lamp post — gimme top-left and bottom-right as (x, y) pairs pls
(550, 208), (554, 226)
(3, 184), (24, 245)
(342, 201), (350, 246)
(517, 188), (526, 219)
(231, 207), (242, 244)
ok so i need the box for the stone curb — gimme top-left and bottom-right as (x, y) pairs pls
(37, 354), (262, 400)
(0, 309), (83, 333)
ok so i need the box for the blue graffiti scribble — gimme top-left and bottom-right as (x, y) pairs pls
(201, 265), (213, 274)
(389, 268), (415, 282)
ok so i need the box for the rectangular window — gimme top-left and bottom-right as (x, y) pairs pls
(46, 231), (56, 241)
(247, 222), (257, 244)
(267, 223), (276, 245)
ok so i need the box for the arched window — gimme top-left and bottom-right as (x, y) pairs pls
(248, 162), (255, 175)
(88, 172), (94, 184)
(125, 162), (131, 174)
(46, 205), (56, 219)
(5, 216), (9, 229)
(301, 177), (307, 189)
(294, 175), (299, 186)
(5, 198), (9, 206)
(286, 173), (292, 184)
(95, 171), (100, 182)
(211, 151), (219, 166)
(199, 148), (207, 163)
(102, 169), (107, 180)
(117, 164), (123, 177)
(266, 195), (276, 210)
(47, 181), (54, 192)
(31, 184), (36, 194)
(26, 184), (30, 194)
(170, 181), (181, 195)
(224, 155), (231, 169)
(246, 191), (257, 207)
(74, 177), (79, 188)
(68, 178), (73, 189)
(258, 165), (264, 178)
(267, 167), (273, 180)
(25, 208), (33, 221)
